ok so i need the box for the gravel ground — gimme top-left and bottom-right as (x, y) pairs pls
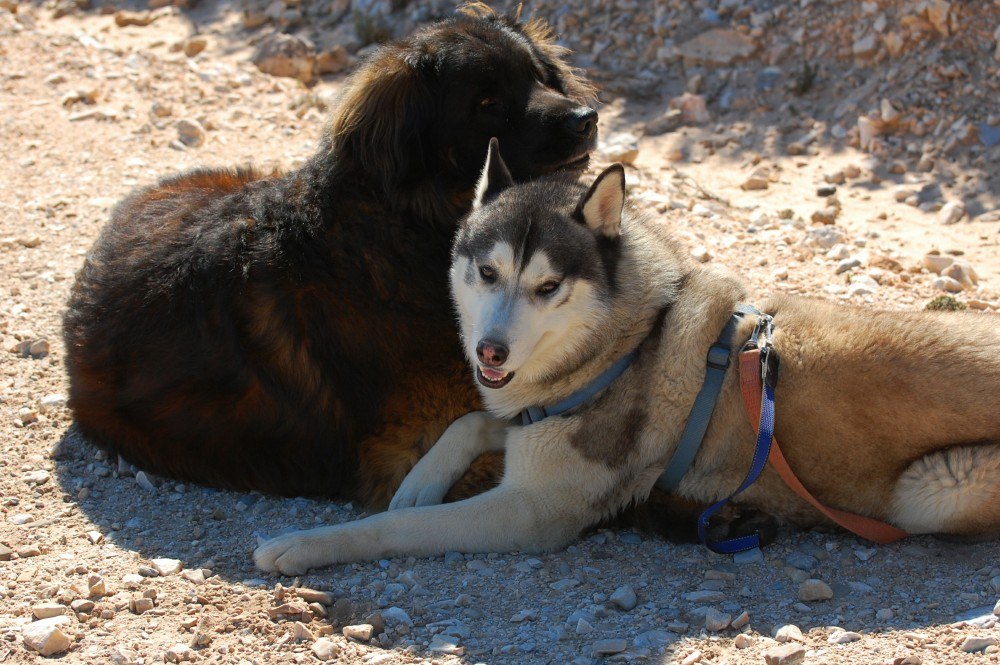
(1, 0), (999, 663)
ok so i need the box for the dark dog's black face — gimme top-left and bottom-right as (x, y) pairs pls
(329, 10), (598, 221)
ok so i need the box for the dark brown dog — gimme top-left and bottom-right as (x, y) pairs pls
(62, 8), (599, 509)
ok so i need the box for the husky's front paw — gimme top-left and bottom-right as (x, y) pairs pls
(388, 463), (453, 510)
(254, 530), (337, 575)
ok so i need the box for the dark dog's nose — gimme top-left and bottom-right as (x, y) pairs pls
(476, 340), (509, 367)
(564, 107), (598, 139)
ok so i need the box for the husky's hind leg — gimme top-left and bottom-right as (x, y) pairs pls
(891, 443), (1000, 537)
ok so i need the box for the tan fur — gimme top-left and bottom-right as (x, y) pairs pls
(254, 172), (1000, 574)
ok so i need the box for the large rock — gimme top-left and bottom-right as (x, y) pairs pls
(22, 616), (72, 656)
(678, 29), (756, 66)
(252, 33), (316, 83)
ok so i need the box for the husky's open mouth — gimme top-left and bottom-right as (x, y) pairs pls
(477, 365), (514, 389)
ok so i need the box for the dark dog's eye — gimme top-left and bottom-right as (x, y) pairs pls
(479, 97), (505, 114)
(536, 280), (561, 297)
(479, 265), (496, 283)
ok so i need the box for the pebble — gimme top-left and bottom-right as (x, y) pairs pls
(876, 608), (895, 621)
(683, 590), (726, 603)
(731, 611), (750, 629)
(252, 33), (316, 83)
(428, 634), (464, 655)
(680, 650), (702, 665)
(835, 258), (861, 274)
(828, 630), (862, 644)
(734, 633), (752, 648)
(733, 548), (763, 565)
(922, 253), (954, 274)
(135, 471), (156, 494)
(164, 644), (195, 663)
(591, 638), (627, 656)
(180, 568), (205, 584)
(817, 185), (837, 197)
(798, 579), (833, 601)
(826, 244), (850, 260)
(610, 584), (637, 610)
(704, 608), (731, 631)
(312, 637), (340, 660)
(33, 602), (67, 619)
(9, 513), (33, 525)
(23, 470), (50, 485)
(292, 621), (314, 642)
(576, 618), (594, 634)
(175, 118), (206, 148)
(765, 643), (806, 665)
(933, 276), (964, 293)
(151, 558), (182, 576)
(22, 616), (72, 656)
(39, 394), (66, 413)
(961, 636), (998, 653)
(670, 92), (711, 125)
(130, 596), (154, 614)
(29, 339), (49, 357)
(775, 624), (804, 643)
(0, 544), (11, 561)
(741, 168), (770, 191)
(939, 200), (965, 224)
(342, 624), (373, 641)
(811, 207), (838, 224)
(644, 109), (683, 135)
(943, 261), (977, 289)
(71, 599), (95, 614)
(691, 245), (712, 262)
(599, 133), (639, 165)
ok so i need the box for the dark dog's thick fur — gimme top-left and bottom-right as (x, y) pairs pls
(62, 9), (600, 508)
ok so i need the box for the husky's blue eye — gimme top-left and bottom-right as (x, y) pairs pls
(479, 265), (496, 283)
(536, 280), (561, 296)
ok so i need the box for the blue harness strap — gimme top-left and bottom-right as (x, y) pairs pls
(697, 315), (777, 554)
(520, 348), (640, 426)
(656, 304), (760, 491)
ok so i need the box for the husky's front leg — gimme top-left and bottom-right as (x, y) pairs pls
(254, 425), (599, 574)
(389, 411), (508, 510)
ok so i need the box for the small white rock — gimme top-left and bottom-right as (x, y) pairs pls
(798, 579), (834, 602)
(135, 471), (156, 494)
(151, 558), (182, 576)
(734, 633), (752, 649)
(32, 603), (67, 619)
(342, 624), (373, 641)
(691, 245), (712, 263)
(705, 608), (731, 632)
(311, 637), (340, 660)
(939, 200), (965, 225)
(961, 636), (998, 653)
(828, 630), (862, 644)
(933, 276), (964, 293)
(775, 624), (804, 643)
(609, 584), (638, 611)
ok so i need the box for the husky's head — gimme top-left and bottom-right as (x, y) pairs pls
(451, 139), (626, 392)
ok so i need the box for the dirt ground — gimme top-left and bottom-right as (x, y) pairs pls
(1, 1), (999, 664)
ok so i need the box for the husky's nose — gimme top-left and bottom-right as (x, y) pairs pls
(476, 340), (508, 367)
(564, 107), (598, 139)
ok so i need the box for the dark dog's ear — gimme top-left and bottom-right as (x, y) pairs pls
(577, 164), (625, 238)
(473, 138), (514, 210)
(328, 47), (433, 197)
(521, 17), (598, 107)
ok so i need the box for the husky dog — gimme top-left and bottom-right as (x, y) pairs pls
(254, 143), (1000, 574)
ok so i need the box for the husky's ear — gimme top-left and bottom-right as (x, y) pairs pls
(473, 138), (514, 210)
(578, 163), (625, 238)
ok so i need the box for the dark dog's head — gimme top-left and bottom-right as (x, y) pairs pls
(328, 5), (598, 222)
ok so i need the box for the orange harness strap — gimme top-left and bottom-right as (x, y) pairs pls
(737, 349), (908, 544)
